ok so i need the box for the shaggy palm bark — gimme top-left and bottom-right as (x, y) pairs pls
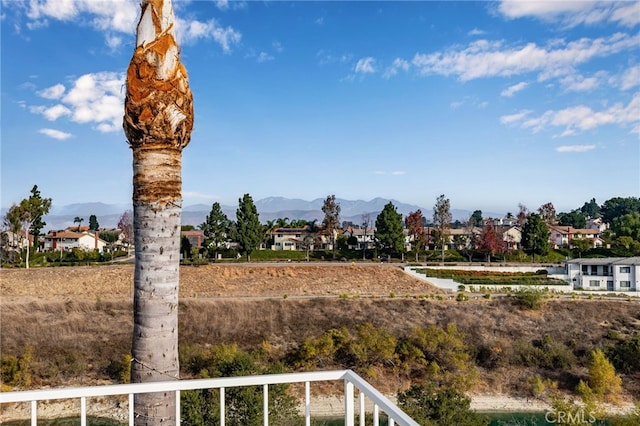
(123, 0), (193, 424)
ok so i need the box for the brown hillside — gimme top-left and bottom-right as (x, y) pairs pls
(1, 264), (639, 402)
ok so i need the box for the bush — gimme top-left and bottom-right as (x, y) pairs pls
(397, 383), (489, 426)
(605, 335), (640, 374)
(181, 344), (300, 425)
(515, 288), (548, 310)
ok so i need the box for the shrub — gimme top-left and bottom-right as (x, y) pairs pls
(587, 349), (623, 403)
(0, 346), (33, 388)
(515, 288), (548, 310)
(397, 383), (489, 426)
(605, 335), (640, 374)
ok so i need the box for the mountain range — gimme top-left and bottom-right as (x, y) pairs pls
(13, 197), (504, 232)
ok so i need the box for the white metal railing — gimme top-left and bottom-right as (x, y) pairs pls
(0, 369), (419, 426)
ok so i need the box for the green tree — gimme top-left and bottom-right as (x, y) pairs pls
(88, 215), (99, 231)
(374, 202), (404, 257)
(581, 198), (601, 218)
(558, 210), (587, 228)
(199, 202), (229, 259)
(433, 194), (452, 263)
(398, 383), (489, 426)
(12, 186), (53, 268)
(612, 212), (640, 241)
(321, 195), (341, 259)
(521, 213), (550, 262)
(587, 349), (623, 403)
(600, 197), (640, 225)
(235, 194), (262, 261)
(470, 210), (483, 227)
(73, 216), (84, 231)
(406, 210), (426, 262)
(571, 237), (592, 258)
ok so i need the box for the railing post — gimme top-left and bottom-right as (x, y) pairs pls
(176, 390), (180, 425)
(344, 380), (354, 426)
(220, 387), (225, 426)
(373, 404), (379, 426)
(389, 417), (395, 426)
(263, 384), (269, 426)
(305, 381), (311, 426)
(129, 393), (134, 426)
(80, 396), (87, 426)
(31, 400), (37, 426)
(359, 392), (365, 426)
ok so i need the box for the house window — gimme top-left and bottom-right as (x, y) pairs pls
(620, 281), (631, 288)
(603, 265), (609, 276)
(619, 266), (631, 273)
(582, 265), (589, 275)
(607, 281), (613, 288)
(589, 280), (600, 287)
(591, 265), (598, 275)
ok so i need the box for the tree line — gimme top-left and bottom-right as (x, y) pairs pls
(3, 186), (639, 267)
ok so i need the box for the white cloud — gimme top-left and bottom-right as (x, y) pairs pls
(39, 128), (72, 140)
(42, 104), (72, 121)
(355, 57), (376, 74)
(500, 110), (532, 125)
(501, 82), (528, 97)
(383, 58), (410, 79)
(24, 0), (138, 33)
(257, 52), (274, 63)
(516, 93), (640, 136)
(620, 65), (640, 90)
(497, 1), (640, 28)
(178, 18), (242, 52)
(410, 33), (639, 82)
(555, 145), (596, 153)
(38, 83), (65, 100)
(30, 72), (125, 133)
(374, 170), (406, 176)
(11, 0), (241, 54)
(559, 73), (603, 93)
(468, 28), (486, 36)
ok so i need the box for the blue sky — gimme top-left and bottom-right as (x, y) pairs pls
(1, 0), (639, 215)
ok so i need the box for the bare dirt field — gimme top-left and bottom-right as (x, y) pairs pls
(0, 263), (446, 302)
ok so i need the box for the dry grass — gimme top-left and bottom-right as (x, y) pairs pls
(1, 264), (639, 399)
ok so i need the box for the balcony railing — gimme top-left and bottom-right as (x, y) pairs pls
(0, 369), (419, 426)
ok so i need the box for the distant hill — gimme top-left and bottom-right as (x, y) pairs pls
(31, 197), (502, 231)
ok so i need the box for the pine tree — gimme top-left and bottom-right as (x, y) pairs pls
(375, 202), (405, 257)
(235, 194), (262, 261)
(521, 213), (550, 262)
(199, 202), (229, 259)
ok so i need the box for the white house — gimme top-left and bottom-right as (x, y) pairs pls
(342, 227), (376, 251)
(43, 231), (107, 252)
(270, 226), (315, 251)
(566, 257), (639, 291)
(548, 225), (602, 249)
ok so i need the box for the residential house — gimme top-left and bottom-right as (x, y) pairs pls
(43, 231), (107, 252)
(586, 217), (608, 233)
(342, 227), (376, 251)
(270, 226), (315, 251)
(501, 226), (522, 251)
(181, 230), (205, 248)
(566, 257), (639, 291)
(548, 225), (602, 249)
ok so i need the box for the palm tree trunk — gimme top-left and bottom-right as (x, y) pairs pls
(123, 0), (193, 424)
